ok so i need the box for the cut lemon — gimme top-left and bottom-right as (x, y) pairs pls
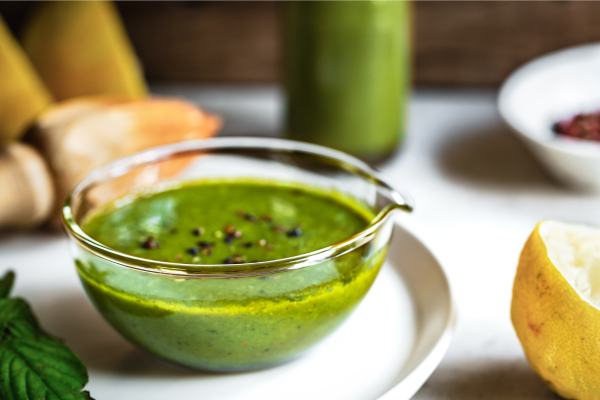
(512, 220), (600, 399)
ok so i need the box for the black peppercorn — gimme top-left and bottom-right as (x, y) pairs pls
(287, 228), (302, 237)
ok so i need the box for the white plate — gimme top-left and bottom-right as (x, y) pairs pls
(498, 43), (600, 191)
(4, 215), (455, 400)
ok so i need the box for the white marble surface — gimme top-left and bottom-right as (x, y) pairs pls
(4, 86), (596, 399)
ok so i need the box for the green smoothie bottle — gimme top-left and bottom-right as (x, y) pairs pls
(284, 1), (411, 163)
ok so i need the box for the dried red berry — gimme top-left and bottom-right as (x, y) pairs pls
(554, 111), (600, 142)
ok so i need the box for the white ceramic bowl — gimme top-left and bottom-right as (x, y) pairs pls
(498, 43), (600, 191)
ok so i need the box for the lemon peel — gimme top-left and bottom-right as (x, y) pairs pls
(512, 220), (600, 399)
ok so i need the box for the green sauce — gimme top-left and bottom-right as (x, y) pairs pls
(77, 180), (386, 371)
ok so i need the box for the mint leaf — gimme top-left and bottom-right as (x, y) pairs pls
(0, 271), (15, 299)
(0, 272), (93, 400)
(0, 298), (40, 339)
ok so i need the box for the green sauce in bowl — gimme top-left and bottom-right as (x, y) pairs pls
(76, 180), (386, 371)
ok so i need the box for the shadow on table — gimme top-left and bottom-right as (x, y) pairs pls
(33, 290), (208, 377)
(0, 228), (61, 244)
(436, 127), (556, 191)
(416, 359), (560, 400)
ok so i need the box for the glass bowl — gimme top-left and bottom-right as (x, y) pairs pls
(62, 137), (412, 372)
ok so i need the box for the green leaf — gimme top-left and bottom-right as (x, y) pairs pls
(0, 295), (94, 399)
(0, 298), (40, 340)
(0, 271), (15, 299)
(0, 333), (91, 400)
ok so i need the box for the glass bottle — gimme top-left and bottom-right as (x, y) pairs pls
(284, 0), (411, 163)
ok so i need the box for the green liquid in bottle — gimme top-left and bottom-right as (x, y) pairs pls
(284, 0), (411, 162)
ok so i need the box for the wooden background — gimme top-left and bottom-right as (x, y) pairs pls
(3, 1), (600, 86)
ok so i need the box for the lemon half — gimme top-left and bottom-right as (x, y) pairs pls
(512, 220), (600, 400)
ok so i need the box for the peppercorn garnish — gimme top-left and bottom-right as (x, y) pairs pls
(192, 227), (205, 236)
(197, 241), (213, 248)
(257, 239), (267, 247)
(233, 230), (243, 239)
(187, 247), (199, 256)
(201, 247), (213, 256)
(287, 228), (302, 237)
(141, 236), (160, 249)
(242, 242), (254, 248)
(272, 225), (287, 232)
(265, 244), (275, 252)
(221, 255), (245, 264)
(244, 213), (257, 222)
(261, 215), (272, 223)
(232, 254), (245, 264)
(224, 236), (233, 245)
(224, 225), (235, 235)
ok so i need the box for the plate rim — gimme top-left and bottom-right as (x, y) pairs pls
(377, 214), (457, 400)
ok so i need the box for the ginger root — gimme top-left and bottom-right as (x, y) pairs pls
(31, 96), (222, 227)
(0, 143), (54, 230)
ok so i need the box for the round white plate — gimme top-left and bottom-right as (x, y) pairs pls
(5, 215), (455, 400)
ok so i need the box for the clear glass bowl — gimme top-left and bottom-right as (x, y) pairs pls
(62, 137), (412, 372)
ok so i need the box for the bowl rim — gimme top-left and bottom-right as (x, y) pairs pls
(62, 137), (413, 278)
(498, 42), (600, 159)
